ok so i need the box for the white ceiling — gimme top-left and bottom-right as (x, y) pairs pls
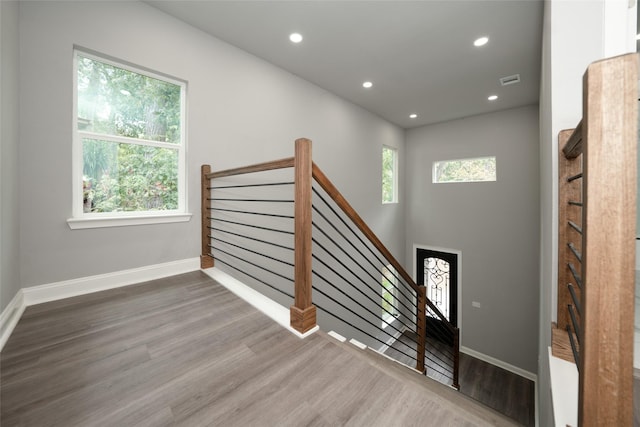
(146, 1), (543, 129)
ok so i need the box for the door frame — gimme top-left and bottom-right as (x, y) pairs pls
(412, 244), (463, 347)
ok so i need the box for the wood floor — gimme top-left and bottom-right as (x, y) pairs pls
(1, 271), (518, 427)
(384, 332), (535, 426)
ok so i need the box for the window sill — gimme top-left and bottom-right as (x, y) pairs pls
(67, 213), (192, 229)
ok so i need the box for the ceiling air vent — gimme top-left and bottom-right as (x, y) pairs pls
(500, 74), (521, 86)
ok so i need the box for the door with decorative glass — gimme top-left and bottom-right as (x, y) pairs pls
(416, 248), (458, 345)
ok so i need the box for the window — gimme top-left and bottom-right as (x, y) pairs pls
(432, 156), (496, 184)
(70, 50), (188, 228)
(382, 146), (398, 203)
(382, 264), (399, 327)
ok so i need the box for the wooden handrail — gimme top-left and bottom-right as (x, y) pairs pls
(562, 120), (583, 159)
(206, 157), (294, 179)
(312, 162), (454, 332)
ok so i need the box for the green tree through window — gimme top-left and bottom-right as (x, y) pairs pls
(75, 52), (185, 215)
(433, 157), (496, 183)
(382, 146), (398, 203)
(382, 265), (398, 325)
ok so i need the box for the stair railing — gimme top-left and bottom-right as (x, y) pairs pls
(201, 138), (460, 389)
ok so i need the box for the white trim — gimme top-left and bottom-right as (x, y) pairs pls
(349, 338), (367, 350)
(22, 258), (200, 306)
(461, 345), (538, 382)
(203, 267), (318, 339)
(413, 244), (462, 344)
(328, 330), (347, 342)
(67, 212), (192, 229)
(548, 346), (578, 427)
(0, 290), (26, 351)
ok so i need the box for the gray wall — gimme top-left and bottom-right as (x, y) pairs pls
(17, 1), (405, 289)
(405, 105), (540, 374)
(1, 1), (21, 312)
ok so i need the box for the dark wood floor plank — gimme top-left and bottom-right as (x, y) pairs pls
(386, 331), (535, 426)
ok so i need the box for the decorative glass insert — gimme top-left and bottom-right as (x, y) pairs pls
(424, 257), (451, 321)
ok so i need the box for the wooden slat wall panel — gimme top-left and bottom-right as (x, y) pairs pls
(557, 129), (583, 333)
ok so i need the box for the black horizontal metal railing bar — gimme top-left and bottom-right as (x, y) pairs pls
(311, 290), (417, 362)
(209, 197), (294, 203)
(568, 200), (583, 207)
(212, 236), (294, 268)
(568, 242), (582, 263)
(424, 340), (454, 364)
(568, 262), (583, 289)
(311, 254), (420, 333)
(312, 269), (419, 356)
(568, 283), (581, 315)
(567, 172), (583, 182)
(311, 195), (417, 307)
(566, 324), (580, 370)
(311, 224), (418, 318)
(312, 220), (416, 310)
(209, 181), (294, 190)
(209, 207), (294, 220)
(211, 245), (295, 285)
(312, 187), (416, 297)
(212, 255), (294, 300)
(423, 314), (456, 360)
(568, 304), (581, 344)
(310, 259), (418, 347)
(208, 228), (294, 252)
(425, 353), (454, 379)
(209, 217), (295, 235)
(568, 220), (583, 235)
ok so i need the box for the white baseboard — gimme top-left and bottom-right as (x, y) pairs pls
(0, 289), (26, 351)
(203, 267), (318, 339)
(22, 258), (200, 307)
(0, 257), (200, 352)
(461, 345), (537, 382)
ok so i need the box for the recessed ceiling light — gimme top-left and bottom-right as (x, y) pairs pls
(409, 113), (417, 119)
(488, 95), (498, 101)
(362, 81), (373, 89)
(120, 89), (131, 96)
(474, 36), (489, 47)
(289, 33), (303, 43)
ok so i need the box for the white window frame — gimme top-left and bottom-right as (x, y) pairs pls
(382, 145), (398, 204)
(381, 264), (399, 328)
(69, 49), (190, 229)
(432, 156), (497, 184)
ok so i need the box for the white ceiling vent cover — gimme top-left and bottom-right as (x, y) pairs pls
(500, 74), (521, 86)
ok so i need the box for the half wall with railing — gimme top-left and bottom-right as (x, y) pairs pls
(201, 138), (460, 388)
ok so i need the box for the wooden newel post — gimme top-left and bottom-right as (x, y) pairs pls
(416, 286), (427, 373)
(200, 164), (214, 269)
(452, 327), (460, 390)
(290, 138), (317, 333)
